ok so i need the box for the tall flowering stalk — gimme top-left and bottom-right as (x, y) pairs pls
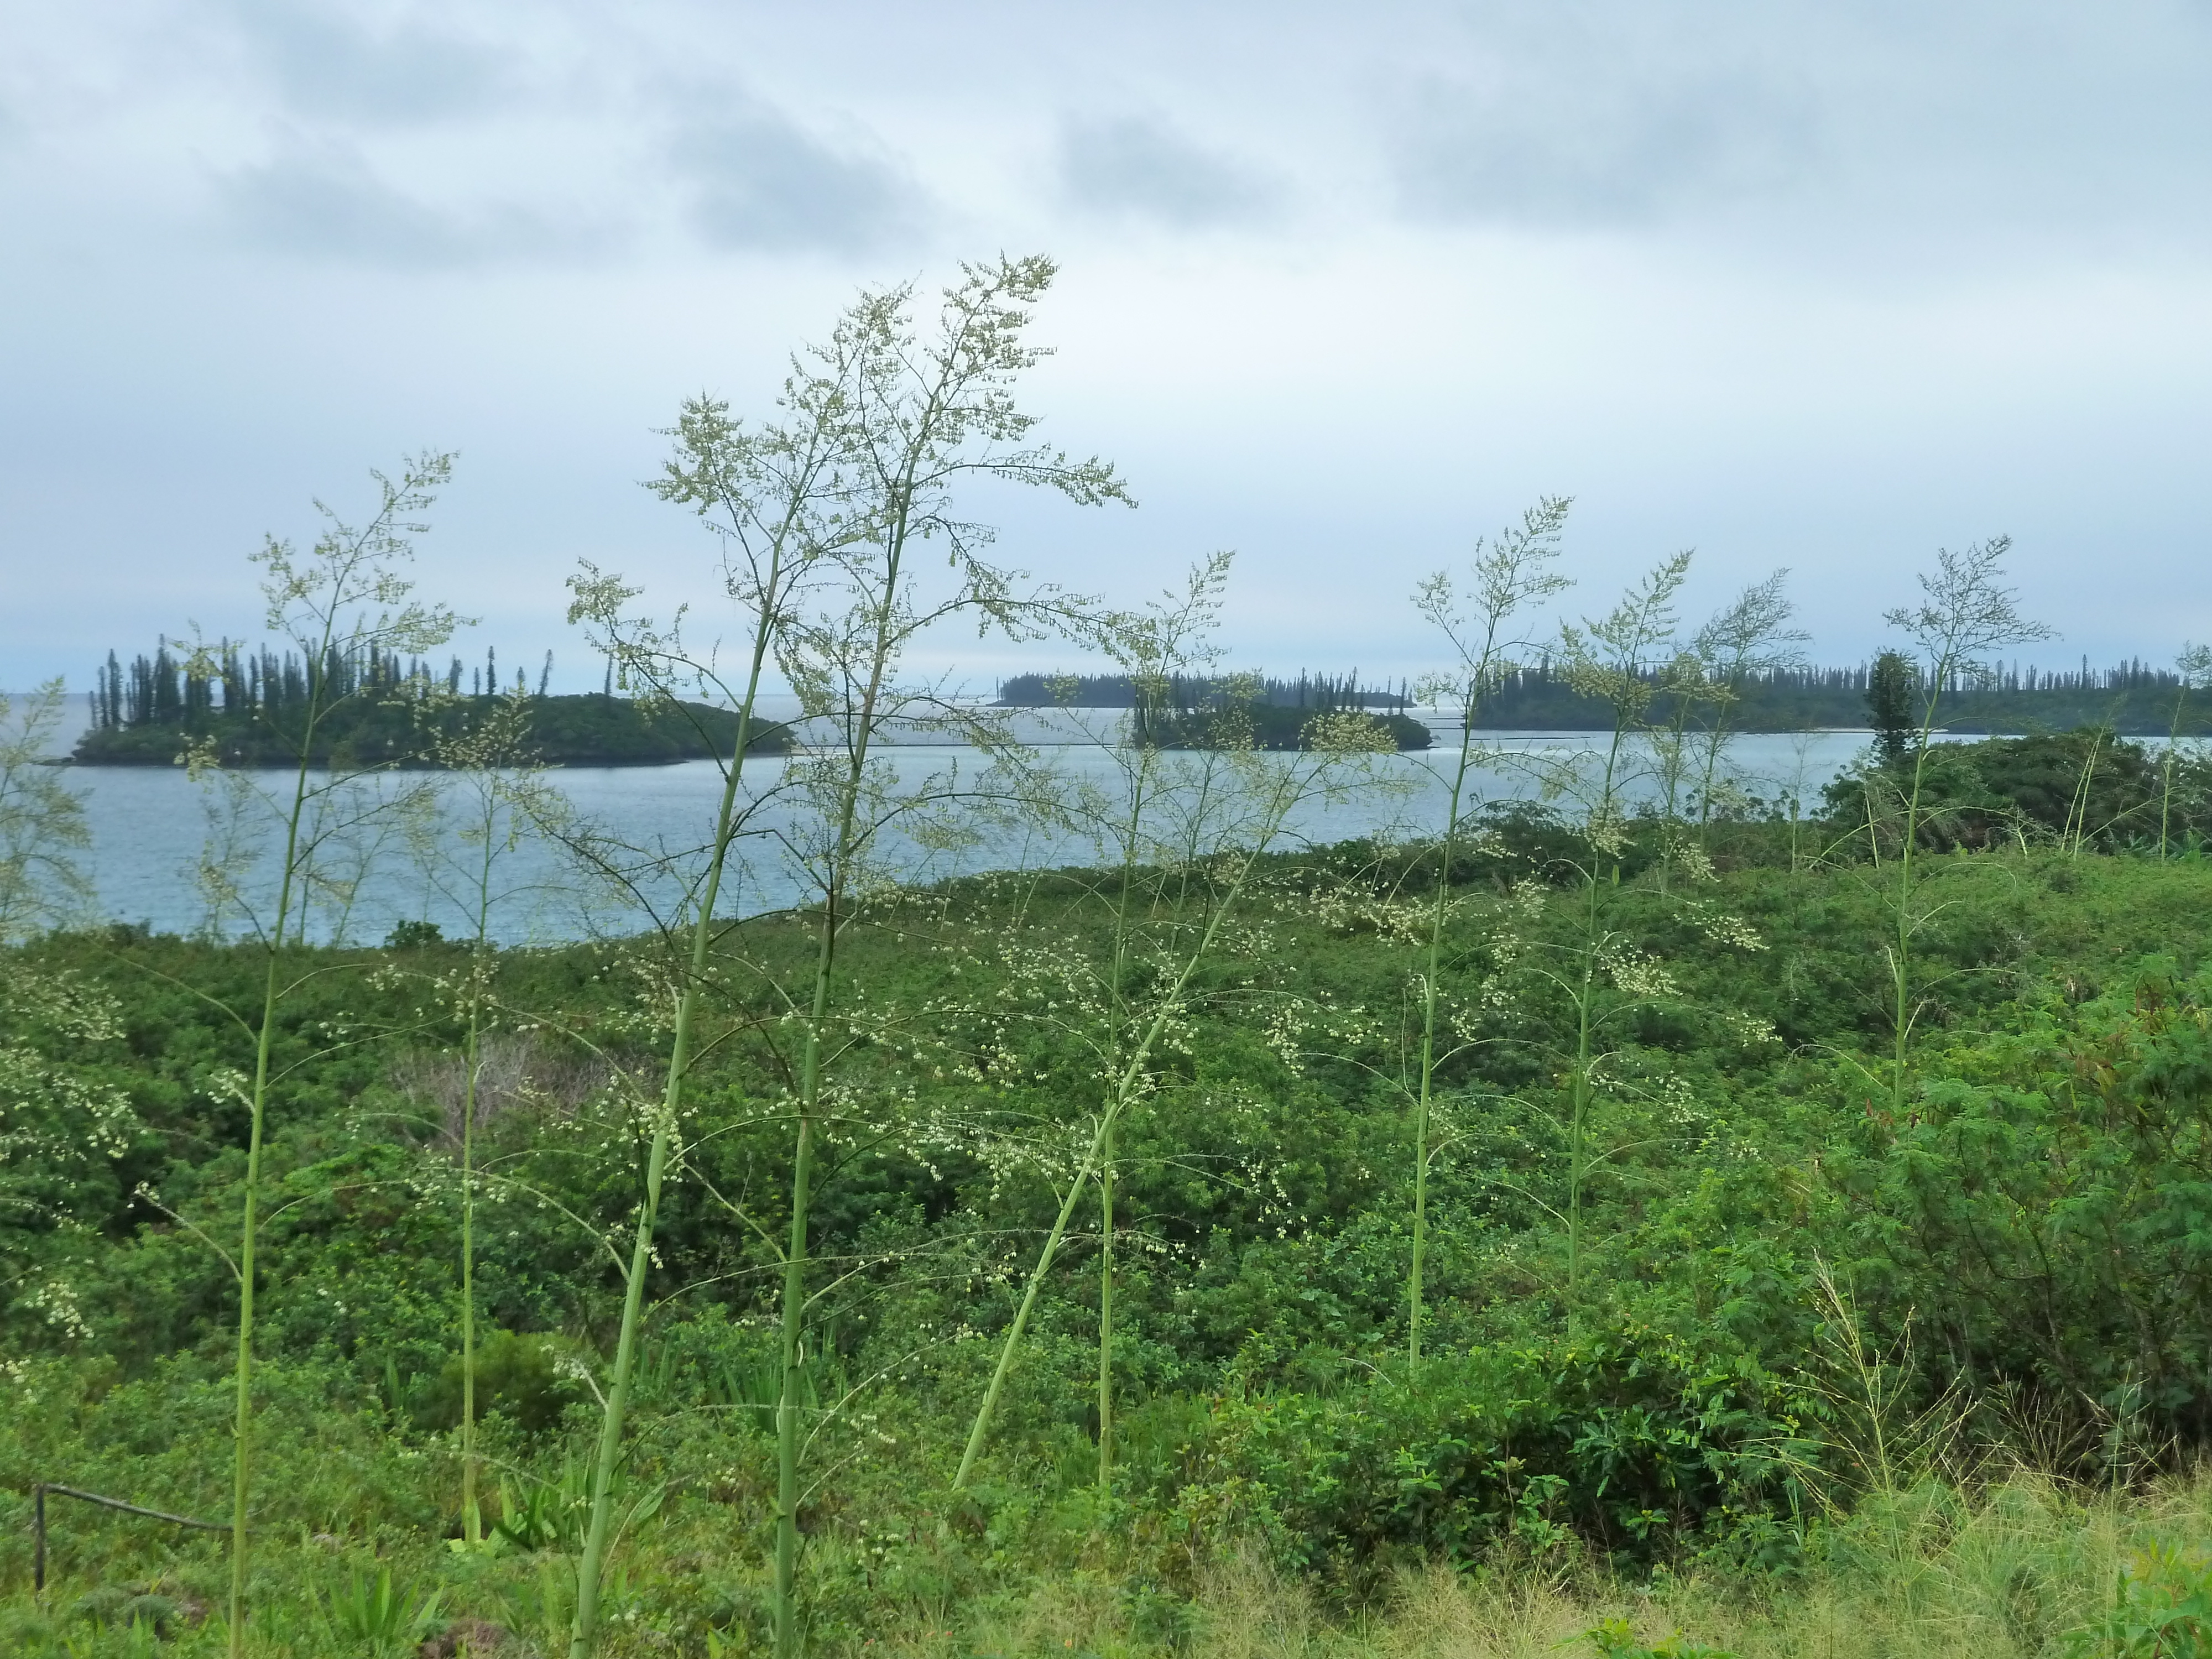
(411, 690), (570, 1543)
(1403, 498), (1570, 1361)
(565, 257), (1124, 1659)
(952, 698), (1394, 1490)
(186, 456), (462, 1657)
(1550, 555), (1691, 1328)
(762, 255), (1124, 1656)
(1876, 538), (2051, 1116)
(559, 378), (866, 1658)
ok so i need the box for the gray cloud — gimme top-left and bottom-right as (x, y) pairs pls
(1390, 56), (1817, 228)
(1057, 114), (1282, 228)
(213, 140), (596, 267)
(228, 0), (514, 126)
(667, 102), (925, 254)
(1378, 2), (2212, 242)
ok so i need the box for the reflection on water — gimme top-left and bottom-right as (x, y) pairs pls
(61, 728), (1885, 945)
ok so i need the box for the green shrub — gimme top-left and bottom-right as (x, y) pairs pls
(2063, 1541), (2212, 1657)
(414, 1330), (586, 1435)
(1164, 1329), (1803, 1589)
(1586, 1619), (1737, 1658)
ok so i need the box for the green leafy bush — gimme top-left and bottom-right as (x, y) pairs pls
(1840, 964), (2212, 1447)
(1585, 1618), (1737, 1658)
(2063, 1542), (2212, 1657)
(1163, 1331), (1801, 1587)
(414, 1329), (588, 1436)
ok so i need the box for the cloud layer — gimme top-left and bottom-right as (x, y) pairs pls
(3, 0), (2211, 690)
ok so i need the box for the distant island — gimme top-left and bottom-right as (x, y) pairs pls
(998, 659), (2209, 736)
(996, 669), (1432, 750)
(72, 641), (789, 768)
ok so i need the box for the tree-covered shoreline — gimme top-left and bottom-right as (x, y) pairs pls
(1001, 659), (2212, 735)
(71, 653), (791, 769)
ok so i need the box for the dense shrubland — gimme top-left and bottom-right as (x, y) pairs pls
(11, 812), (2212, 1655)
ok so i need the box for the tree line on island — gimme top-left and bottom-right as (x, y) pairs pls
(70, 637), (2208, 771)
(1000, 654), (2212, 735)
(74, 641), (791, 768)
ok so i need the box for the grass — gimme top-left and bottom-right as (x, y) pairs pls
(6, 1466), (2211, 1656)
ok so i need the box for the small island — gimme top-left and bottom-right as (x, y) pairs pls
(995, 670), (1433, 750)
(72, 642), (789, 768)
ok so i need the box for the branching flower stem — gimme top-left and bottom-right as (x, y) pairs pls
(221, 455), (461, 1659)
(1880, 537), (2051, 1118)
(954, 849), (1259, 1490)
(567, 572), (781, 1659)
(1406, 499), (1569, 1361)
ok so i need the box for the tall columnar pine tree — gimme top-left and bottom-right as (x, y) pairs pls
(1866, 650), (1919, 775)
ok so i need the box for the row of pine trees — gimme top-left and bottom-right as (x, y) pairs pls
(87, 643), (562, 732)
(997, 658), (2204, 713)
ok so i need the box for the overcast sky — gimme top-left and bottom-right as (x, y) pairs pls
(4, 0), (2210, 694)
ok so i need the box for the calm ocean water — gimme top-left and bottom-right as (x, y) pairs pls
(46, 724), (1887, 945)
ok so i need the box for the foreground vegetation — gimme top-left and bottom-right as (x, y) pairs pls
(11, 812), (2212, 1655)
(13, 256), (2212, 1659)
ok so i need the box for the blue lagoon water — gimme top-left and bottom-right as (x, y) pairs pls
(56, 727), (1885, 946)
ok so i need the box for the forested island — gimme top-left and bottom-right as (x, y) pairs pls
(1000, 659), (2212, 734)
(71, 643), (790, 767)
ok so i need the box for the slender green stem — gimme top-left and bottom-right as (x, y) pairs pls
(773, 508), (910, 1659)
(1891, 667), (1955, 1119)
(957, 842), (1268, 1489)
(460, 817), (494, 1546)
(956, 1141), (1098, 1491)
(1411, 700), (1475, 1363)
(226, 946), (280, 1658)
(1097, 743), (1149, 1497)
(228, 623), (332, 1658)
(773, 904), (836, 1659)
(2161, 687), (2186, 859)
(1097, 1115), (1113, 1494)
(1566, 883), (1597, 1340)
(460, 1005), (481, 1543)
(570, 618), (772, 1659)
